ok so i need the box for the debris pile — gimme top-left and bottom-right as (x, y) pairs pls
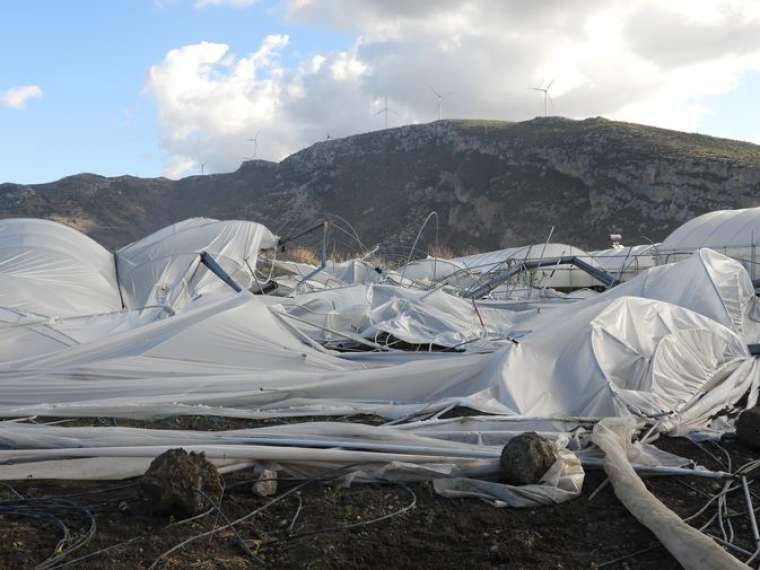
(0, 209), (760, 566)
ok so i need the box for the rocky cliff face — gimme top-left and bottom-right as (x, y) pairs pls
(2, 116), (760, 253)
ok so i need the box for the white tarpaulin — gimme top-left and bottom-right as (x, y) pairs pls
(450, 242), (604, 290)
(0, 288), (754, 436)
(594, 249), (760, 343)
(590, 244), (658, 282)
(482, 296), (751, 427)
(659, 207), (760, 250)
(0, 218), (122, 318)
(286, 284), (516, 349)
(116, 217), (278, 311)
(0, 218), (753, 437)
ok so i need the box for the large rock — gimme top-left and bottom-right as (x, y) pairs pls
(737, 407), (760, 450)
(500, 432), (558, 485)
(140, 448), (222, 518)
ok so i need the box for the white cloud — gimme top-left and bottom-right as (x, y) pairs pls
(163, 155), (197, 179)
(145, 0), (760, 177)
(1, 85), (43, 110)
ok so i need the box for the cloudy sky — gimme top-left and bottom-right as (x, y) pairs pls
(2, 0), (760, 183)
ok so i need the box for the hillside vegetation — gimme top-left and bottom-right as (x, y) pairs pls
(3, 117), (760, 252)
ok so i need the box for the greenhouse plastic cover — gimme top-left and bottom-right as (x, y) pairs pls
(451, 242), (597, 272)
(0, 217), (758, 527)
(116, 217), (278, 311)
(589, 244), (658, 276)
(285, 248), (760, 352)
(0, 253), (754, 438)
(0, 217), (277, 319)
(285, 283), (516, 349)
(0, 218), (754, 435)
(659, 206), (760, 250)
(0, 218), (122, 318)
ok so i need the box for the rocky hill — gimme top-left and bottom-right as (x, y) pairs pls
(3, 117), (760, 254)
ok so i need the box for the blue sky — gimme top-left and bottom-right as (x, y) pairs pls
(2, 0), (760, 184)
(0, 0), (350, 183)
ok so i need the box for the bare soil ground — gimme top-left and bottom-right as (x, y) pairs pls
(1, 416), (758, 569)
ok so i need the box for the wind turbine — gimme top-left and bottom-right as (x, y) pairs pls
(200, 162), (207, 175)
(430, 86), (445, 120)
(247, 131), (260, 159)
(530, 79), (554, 117)
(375, 97), (398, 129)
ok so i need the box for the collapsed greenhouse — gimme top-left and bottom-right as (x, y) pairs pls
(3, 210), (760, 567)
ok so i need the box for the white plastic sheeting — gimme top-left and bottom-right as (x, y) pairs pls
(432, 449), (584, 507)
(0, 246), (755, 435)
(0, 218), (122, 318)
(657, 207), (760, 280)
(484, 296), (751, 426)
(597, 249), (760, 343)
(286, 284), (515, 349)
(660, 207), (760, 250)
(453, 243), (594, 272)
(0, 417), (587, 508)
(590, 244), (658, 282)
(450, 242), (604, 290)
(0, 217), (755, 441)
(398, 257), (476, 289)
(286, 248), (760, 351)
(0, 218), (279, 362)
(116, 218), (278, 311)
(0, 288), (754, 436)
(0, 307), (166, 362)
(0, 416), (703, 507)
(0, 217), (278, 319)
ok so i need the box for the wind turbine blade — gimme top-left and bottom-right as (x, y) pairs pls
(530, 87), (544, 92)
(546, 78), (555, 90)
(430, 85), (441, 98)
(375, 109), (385, 116)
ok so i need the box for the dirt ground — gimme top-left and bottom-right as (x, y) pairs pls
(1, 417), (758, 570)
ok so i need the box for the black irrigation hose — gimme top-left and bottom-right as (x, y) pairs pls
(281, 482), (417, 542)
(147, 465), (361, 569)
(194, 488), (265, 565)
(46, 502), (219, 569)
(0, 496), (98, 570)
(148, 478), (315, 569)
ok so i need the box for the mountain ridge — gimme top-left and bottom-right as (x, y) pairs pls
(3, 116), (760, 253)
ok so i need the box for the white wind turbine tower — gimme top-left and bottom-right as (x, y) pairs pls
(530, 79), (555, 117)
(430, 86), (446, 120)
(247, 131), (260, 159)
(375, 96), (398, 129)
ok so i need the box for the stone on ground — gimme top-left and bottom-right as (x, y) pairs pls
(500, 432), (558, 485)
(252, 469), (278, 497)
(140, 448), (222, 517)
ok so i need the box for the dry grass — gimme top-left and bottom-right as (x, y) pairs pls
(48, 214), (98, 233)
(284, 245), (320, 266)
(428, 244), (455, 259)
